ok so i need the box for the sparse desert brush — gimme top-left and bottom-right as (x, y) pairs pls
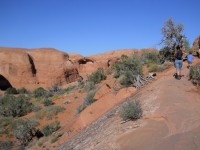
(43, 98), (54, 106)
(12, 118), (39, 146)
(0, 139), (13, 150)
(148, 63), (158, 72)
(34, 105), (65, 120)
(41, 121), (60, 136)
(33, 87), (47, 98)
(17, 87), (29, 94)
(141, 50), (159, 65)
(51, 132), (63, 143)
(84, 81), (96, 92)
(88, 67), (106, 84)
(189, 63), (200, 86)
(120, 99), (143, 121)
(77, 90), (96, 114)
(112, 54), (143, 87)
(5, 87), (18, 95)
(0, 95), (33, 117)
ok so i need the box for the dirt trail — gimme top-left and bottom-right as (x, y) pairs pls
(117, 59), (200, 150)
(57, 58), (200, 150)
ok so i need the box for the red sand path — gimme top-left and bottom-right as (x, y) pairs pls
(117, 58), (200, 150)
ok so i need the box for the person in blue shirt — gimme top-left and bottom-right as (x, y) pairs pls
(187, 51), (193, 68)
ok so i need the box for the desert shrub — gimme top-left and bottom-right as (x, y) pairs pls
(13, 119), (39, 145)
(49, 83), (61, 93)
(189, 63), (200, 86)
(51, 132), (63, 143)
(34, 106), (65, 120)
(120, 99), (143, 121)
(84, 81), (96, 92)
(37, 139), (45, 147)
(41, 121), (60, 136)
(63, 85), (77, 93)
(45, 91), (54, 98)
(43, 98), (54, 106)
(112, 54), (143, 87)
(88, 68), (106, 84)
(148, 63), (158, 72)
(157, 65), (164, 72)
(33, 87), (47, 98)
(0, 95), (33, 117)
(17, 87), (29, 94)
(16, 146), (25, 150)
(157, 61), (173, 72)
(0, 140), (13, 150)
(141, 51), (159, 65)
(0, 117), (13, 135)
(32, 104), (41, 112)
(77, 90), (96, 113)
(77, 77), (85, 88)
(5, 87), (18, 95)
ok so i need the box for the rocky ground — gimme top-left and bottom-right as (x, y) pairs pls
(56, 57), (200, 150)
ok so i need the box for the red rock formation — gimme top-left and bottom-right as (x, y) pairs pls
(193, 35), (200, 48)
(27, 48), (79, 88)
(0, 47), (79, 90)
(0, 47), (158, 90)
(0, 47), (37, 90)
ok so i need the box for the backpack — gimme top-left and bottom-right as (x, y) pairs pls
(176, 50), (183, 60)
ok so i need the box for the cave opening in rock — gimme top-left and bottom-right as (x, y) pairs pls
(78, 58), (94, 64)
(0, 75), (12, 91)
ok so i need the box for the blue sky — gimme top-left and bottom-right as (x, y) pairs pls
(0, 0), (200, 56)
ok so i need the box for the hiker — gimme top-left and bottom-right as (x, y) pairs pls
(187, 51), (193, 68)
(174, 45), (183, 80)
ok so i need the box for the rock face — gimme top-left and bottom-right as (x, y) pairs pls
(0, 47), (158, 90)
(0, 47), (37, 90)
(192, 35), (200, 48)
(27, 48), (79, 88)
(69, 49), (139, 79)
(0, 47), (79, 90)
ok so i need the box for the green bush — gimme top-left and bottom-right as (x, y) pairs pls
(17, 88), (29, 94)
(112, 54), (143, 87)
(148, 63), (158, 72)
(88, 68), (106, 84)
(34, 106), (65, 120)
(141, 51), (159, 64)
(49, 83), (62, 93)
(84, 81), (96, 92)
(0, 95), (33, 117)
(33, 87), (47, 98)
(0, 140), (13, 150)
(51, 132), (63, 143)
(77, 77), (85, 88)
(189, 63), (200, 85)
(43, 98), (54, 106)
(32, 104), (41, 112)
(0, 117), (13, 135)
(41, 121), (60, 136)
(120, 99), (143, 121)
(13, 119), (38, 145)
(5, 87), (18, 95)
(77, 90), (96, 113)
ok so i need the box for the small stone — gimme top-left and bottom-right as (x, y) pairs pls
(63, 100), (71, 104)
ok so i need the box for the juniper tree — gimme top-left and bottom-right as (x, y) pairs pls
(160, 18), (186, 62)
